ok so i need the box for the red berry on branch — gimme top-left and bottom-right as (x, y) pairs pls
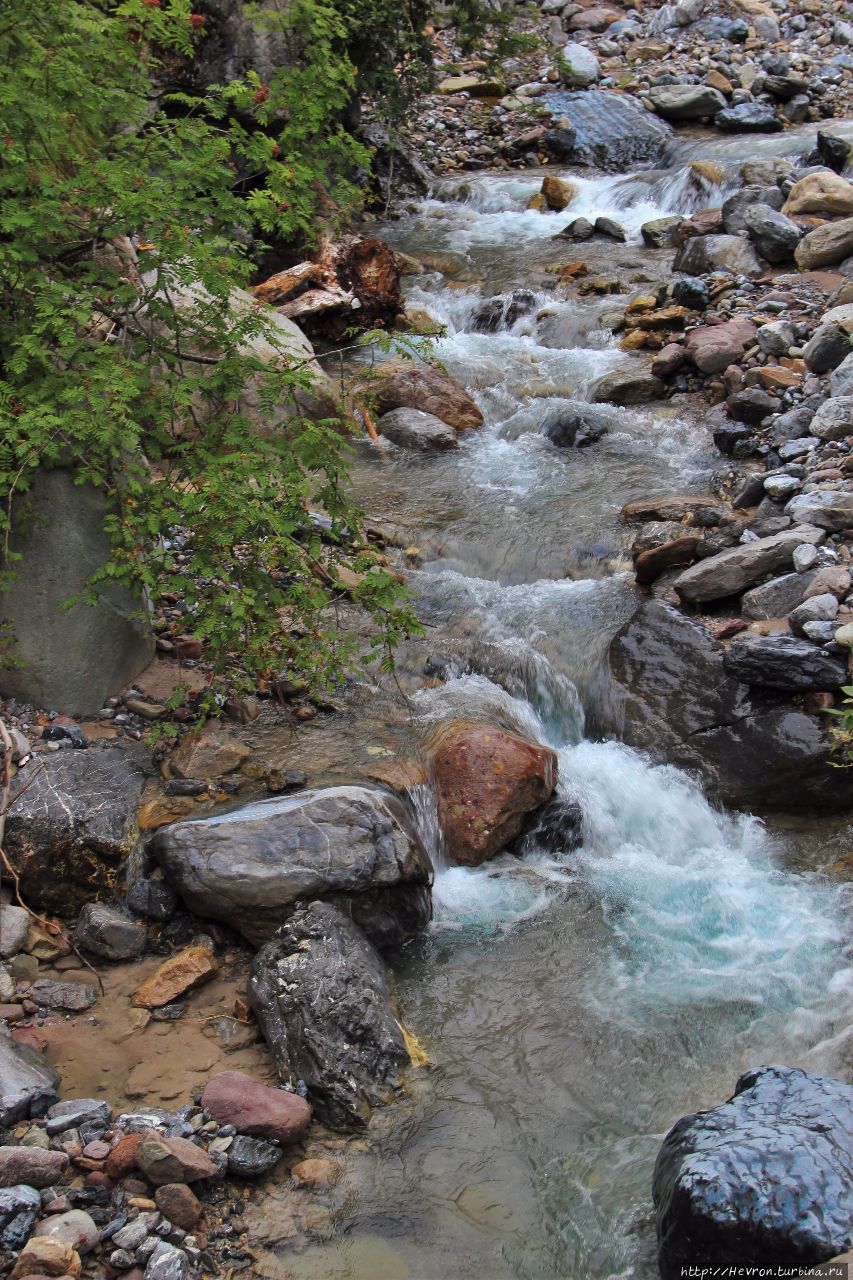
(189, 12), (206, 29)
(253, 84), (269, 104)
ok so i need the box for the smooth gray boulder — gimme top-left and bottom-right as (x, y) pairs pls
(673, 526), (825, 603)
(831, 350), (853, 396)
(378, 408), (459, 451)
(0, 1029), (60, 1127)
(607, 600), (853, 809)
(0, 470), (154, 715)
(647, 84), (725, 120)
(795, 217), (853, 269)
(785, 491), (853, 532)
(589, 366), (664, 405)
(0, 905), (29, 958)
(743, 204), (801, 263)
(559, 42), (600, 88)
(153, 785), (432, 950)
(803, 324), (852, 374)
(722, 635), (846, 691)
(4, 750), (149, 915)
(809, 397), (853, 441)
(545, 90), (672, 169)
(740, 570), (817, 619)
(73, 902), (146, 962)
(722, 186), (783, 235)
(673, 234), (763, 277)
(654, 1065), (853, 1279)
(248, 902), (410, 1130)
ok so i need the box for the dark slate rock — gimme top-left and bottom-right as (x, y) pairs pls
(0, 1184), (40, 1251)
(803, 324), (852, 374)
(740, 570), (817, 619)
(542, 402), (616, 448)
(73, 902), (146, 962)
(471, 290), (536, 334)
(721, 185), (783, 235)
(722, 635), (847, 690)
(45, 1098), (112, 1136)
(716, 102), (782, 131)
(4, 749), (148, 914)
(126, 878), (179, 922)
(153, 785), (432, 950)
(0, 1030), (60, 1127)
(607, 600), (853, 808)
(248, 902), (409, 1130)
(671, 276), (709, 310)
(743, 204), (802, 263)
(653, 1065), (853, 1279)
(727, 388), (778, 426)
(225, 1135), (282, 1178)
(817, 130), (851, 173)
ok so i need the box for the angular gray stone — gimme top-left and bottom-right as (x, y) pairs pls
(785, 491), (853, 532)
(153, 785), (432, 950)
(756, 320), (795, 356)
(28, 978), (98, 1010)
(793, 543), (820, 572)
(0, 1031), (60, 1127)
(723, 635), (847, 690)
(249, 902), (409, 1130)
(831, 350), (853, 396)
(0, 1184), (40, 1251)
(607, 600), (853, 808)
(740, 571), (817, 620)
(144, 1240), (189, 1280)
(45, 1097), (112, 1135)
(0, 905), (29, 958)
(809, 397), (853, 441)
(743, 204), (801, 264)
(545, 90), (672, 169)
(654, 1066), (853, 1279)
(803, 324), (852, 374)
(722, 186), (783, 235)
(73, 902), (146, 961)
(642, 216), (682, 248)
(225, 1134), (282, 1178)
(763, 474), (800, 501)
(715, 102), (782, 132)
(0, 469), (154, 715)
(647, 84), (725, 120)
(673, 234), (762, 278)
(788, 592), (839, 635)
(3, 749), (148, 915)
(673, 525), (825, 603)
(378, 408), (459, 451)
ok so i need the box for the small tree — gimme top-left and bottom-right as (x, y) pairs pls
(0, 0), (420, 700)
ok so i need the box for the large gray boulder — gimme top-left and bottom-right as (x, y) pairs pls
(721, 186), (783, 235)
(4, 750), (149, 915)
(545, 90), (672, 169)
(153, 785), (432, 950)
(785, 491), (853, 532)
(654, 1066), (853, 1279)
(559, 43), (600, 88)
(673, 234), (763, 277)
(0, 470), (154, 714)
(248, 902), (410, 1130)
(673, 525), (825, 603)
(607, 600), (853, 809)
(647, 84), (725, 120)
(831, 351), (853, 396)
(378, 408), (459, 451)
(0, 1029), (60, 1127)
(809, 397), (853, 441)
(795, 217), (853, 269)
(722, 635), (847, 691)
(743, 204), (801, 263)
(740, 570), (817, 620)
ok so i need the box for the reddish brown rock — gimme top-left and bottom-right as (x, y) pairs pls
(430, 721), (558, 867)
(201, 1070), (311, 1144)
(684, 319), (756, 374)
(135, 1131), (218, 1185)
(634, 536), (701, 585)
(10, 1027), (49, 1052)
(169, 725), (250, 780)
(367, 359), (484, 431)
(291, 1157), (341, 1188)
(104, 1133), (141, 1179)
(621, 495), (717, 522)
(131, 945), (218, 1009)
(154, 1182), (202, 1229)
(803, 567), (851, 600)
(0, 1146), (69, 1188)
(651, 343), (686, 379)
(567, 5), (622, 29)
(674, 208), (724, 245)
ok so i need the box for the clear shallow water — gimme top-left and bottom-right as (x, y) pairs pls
(258, 129), (853, 1279)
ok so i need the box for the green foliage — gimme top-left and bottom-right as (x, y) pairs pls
(0, 0), (423, 693)
(827, 682), (853, 765)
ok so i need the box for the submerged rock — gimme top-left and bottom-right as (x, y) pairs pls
(153, 785), (432, 949)
(542, 403), (615, 448)
(654, 1065), (853, 1279)
(249, 902), (410, 1130)
(430, 721), (557, 866)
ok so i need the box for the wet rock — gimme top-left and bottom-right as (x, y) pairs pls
(0, 905), (30, 958)
(0, 1146), (69, 1189)
(785, 491), (853, 532)
(126, 877), (178, 922)
(671, 277), (708, 311)
(367, 359), (483, 430)
(727, 388), (777, 426)
(743, 205), (801, 263)
(741, 157), (793, 187)
(816, 132), (851, 174)
(291, 1157), (341, 1188)
(10, 1234), (81, 1279)
(653, 1065), (853, 1279)
(249, 902), (409, 1130)
(0, 1184), (40, 1251)
(27, 979), (97, 1011)
(803, 325), (851, 375)
(542, 403), (614, 448)
(740, 571), (817, 619)
(559, 43), (600, 88)
(153, 786), (431, 950)
(377, 407), (458, 451)
(673, 526), (825, 603)
(796, 218), (853, 270)
(0, 1032), (59, 1126)
(589, 366), (664, 405)
(608, 600), (853, 808)
(430, 720), (557, 867)
(3, 749), (147, 915)
(715, 102), (781, 132)
(622, 495), (717, 522)
(154, 1184), (201, 1230)
(674, 234), (762, 278)
(547, 90), (671, 170)
(723, 636), (846, 690)
(539, 176), (576, 212)
(789, 593), (839, 635)
(226, 1134), (282, 1178)
(642, 216), (682, 248)
(783, 171), (853, 218)
(556, 216), (594, 241)
(684, 318), (756, 374)
(73, 903), (146, 962)
(201, 1070), (311, 1144)
(471, 290), (536, 332)
(143, 1240), (188, 1280)
(169, 726), (250, 781)
(33, 1209), (99, 1254)
(131, 945), (218, 1009)
(135, 1132), (218, 1185)
(647, 85), (726, 120)
(652, 343), (686, 378)
(46, 1098), (111, 1135)
(634, 536), (701, 585)
(721, 187), (783, 237)
(594, 216), (625, 242)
